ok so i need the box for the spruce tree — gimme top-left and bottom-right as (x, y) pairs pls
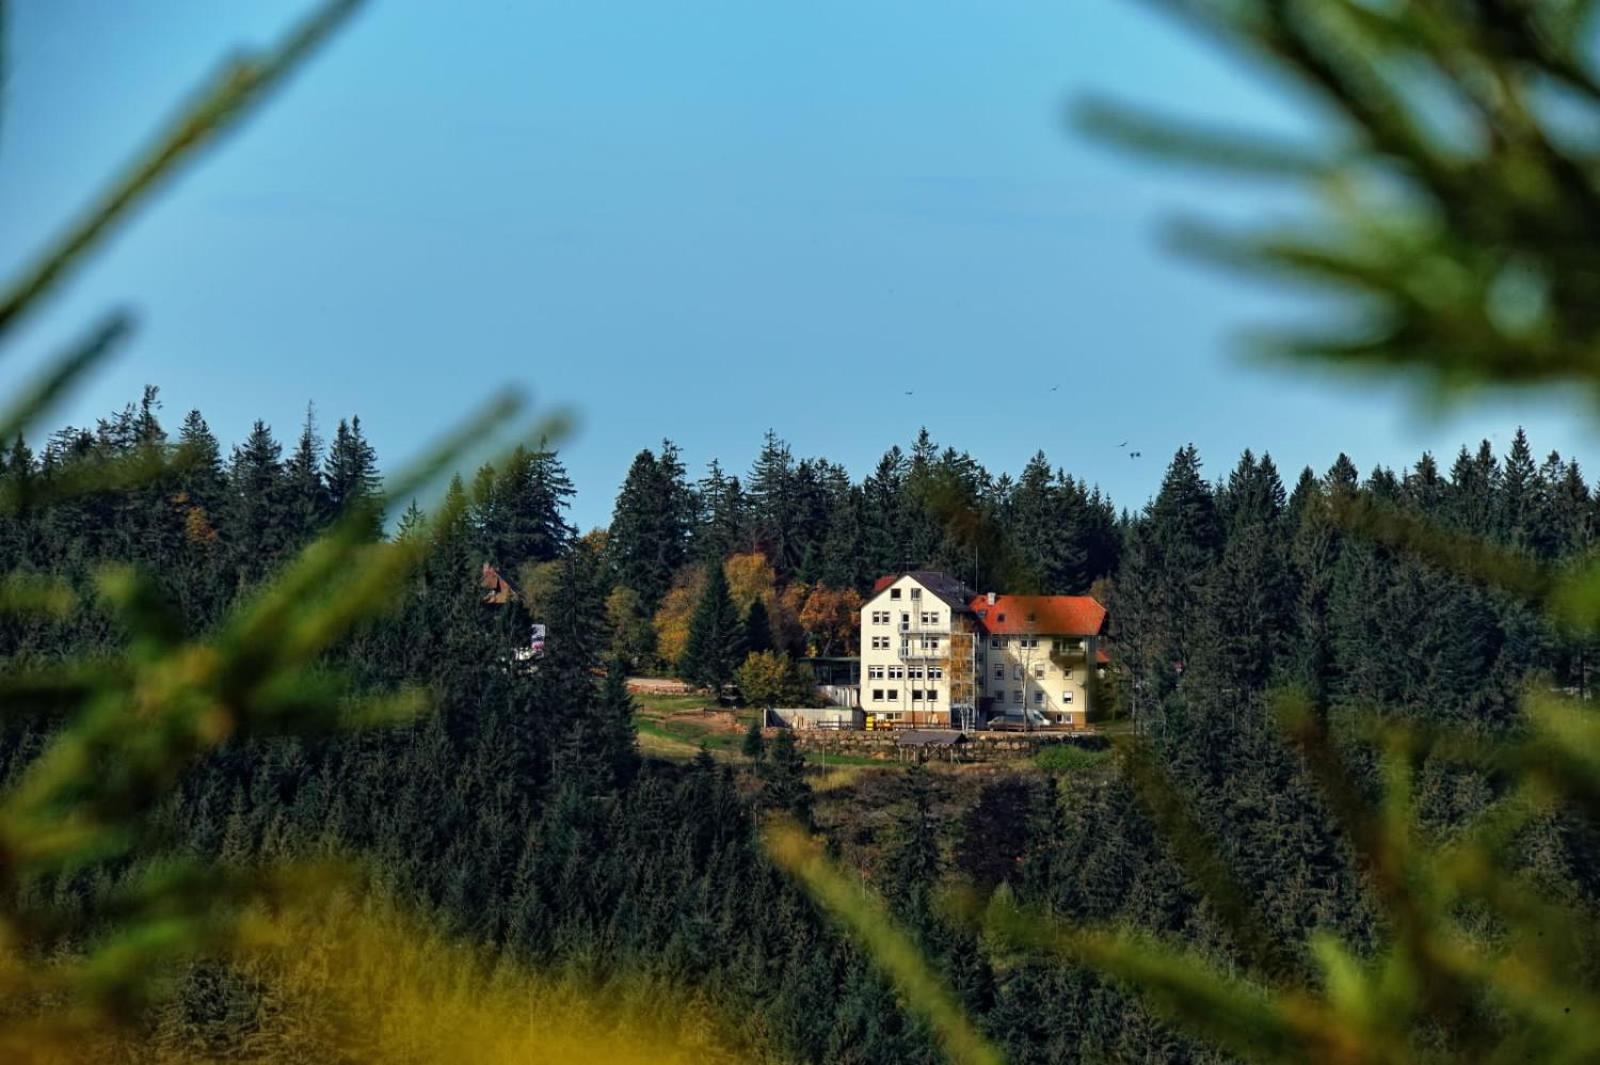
(284, 403), (329, 546)
(227, 421), (288, 584)
(679, 560), (745, 692)
(608, 443), (691, 612)
(324, 416), (381, 540)
(760, 728), (812, 827)
(746, 430), (798, 574)
(744, 597), (773, 655)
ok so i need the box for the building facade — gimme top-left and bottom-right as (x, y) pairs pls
(858, 571), (1106, 729)
(970, 592), (1105, 729)
(857, 571), (979, 728)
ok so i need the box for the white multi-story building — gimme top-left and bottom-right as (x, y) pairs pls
(858, 571), (1106, 729)
(858, 571), (978, 728)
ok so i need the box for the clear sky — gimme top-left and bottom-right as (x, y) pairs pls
(4, 1), (1597, 530)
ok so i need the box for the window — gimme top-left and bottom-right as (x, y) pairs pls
(900, 613), (911, 631)
(912, 689), (925, 701)
(1033, 690), (1045, 706)
(872, 689), (884, 702)
(868, 665), (885, 680)
(1053, 637), (1082, 653)
(888, 666), (904, 680)
(1034, 664), (1045, 679)
(1019, 636), (1040, 650)
(996, 612), (1005, 622)
(871, 610), (890, 625)
(910, 588), (921, 600)
(909, 667), (923, 680)
(929, 666), (943, 679)
(1012, 690), (1023, 704)
(890, 588), (902, 600)
(921, 611), (938, 625)
(993, 666), (1004, 679)
(1013, 665), (1023, 680)
(887, 689), (900, 700)
(1062, 691), (1074, 703)
(871, 636), (890, 650)
(989, 637), (1001, 649)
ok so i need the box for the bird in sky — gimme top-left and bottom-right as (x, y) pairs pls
(1129, 451), (1142, 459)
(904, 390), (914, 396)
(1050, 385), (1059, 392)
(1118, 441), (1128, 448)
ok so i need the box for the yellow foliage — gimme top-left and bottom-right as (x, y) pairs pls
(13, 893), (755, 1063)
(652, 564), (705, 667)
(722, 552), (776, 614)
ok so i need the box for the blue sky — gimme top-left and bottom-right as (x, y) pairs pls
(4, 1), (1597, 529)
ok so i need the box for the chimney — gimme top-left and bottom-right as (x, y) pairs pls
(986, 591), (996, 606)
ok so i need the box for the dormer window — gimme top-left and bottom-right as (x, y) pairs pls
(997, 612), (1006, 623)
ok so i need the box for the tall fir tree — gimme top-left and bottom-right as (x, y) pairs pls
(678, 560), (745, 691)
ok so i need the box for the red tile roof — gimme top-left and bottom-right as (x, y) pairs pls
(969, 594), (1106, 637)
(872, 575), (896, 595)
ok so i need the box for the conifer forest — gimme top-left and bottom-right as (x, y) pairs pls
(10, 2), (1600, 1063)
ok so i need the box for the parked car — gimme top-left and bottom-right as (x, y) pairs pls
(986, 707), (1049, 731)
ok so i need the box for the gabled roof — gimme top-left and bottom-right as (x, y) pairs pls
(869, 570), (976, 613)
(480, 562), (520, 606)
(969, 593), (1106, 637)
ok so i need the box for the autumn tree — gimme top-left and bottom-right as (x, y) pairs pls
(735, 651), (817, 708)
(799, 585), (862, 657)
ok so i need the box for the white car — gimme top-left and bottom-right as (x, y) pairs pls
(987, 707), (1049, 731)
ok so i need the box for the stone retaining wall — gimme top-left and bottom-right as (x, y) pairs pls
(791, 730), (1106, 763)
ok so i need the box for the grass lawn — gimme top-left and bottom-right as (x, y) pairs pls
(1033, 744), (1112, 773)
(632, 692), (714, 717)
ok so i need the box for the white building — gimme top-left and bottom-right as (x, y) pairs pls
(858, 571), (1107, 729)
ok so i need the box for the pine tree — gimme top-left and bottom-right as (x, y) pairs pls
(742, 718), (767, 762)
(746, 430), (798, 574)
(744, 598), (774, 655)
(227, 421), (288, 584)
(608, 444), (691, 612)
(679, 560), (745, 692)
(284, 403), (329, 546)
(324, 416), (381, 540)
(760, 728), (812, 827)
(692, 459), (744, 562)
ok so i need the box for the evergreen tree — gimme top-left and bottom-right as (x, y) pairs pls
(742, 718), (767, 762)
(284, 404), (329, 545)
(746, 430), (799, 575)
(744, 598), (774, 655)
(760, 728), (813, 827)
(692, 458), (744, 562)
(324, 416), (382, 539)
(226, 421), (288, 584)
(608, 443), (692, 612)
(679, 560), (745, 691)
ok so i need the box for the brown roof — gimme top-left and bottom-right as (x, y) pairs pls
(970, 594), (1106, 637)
(480, 562), (520, 605)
